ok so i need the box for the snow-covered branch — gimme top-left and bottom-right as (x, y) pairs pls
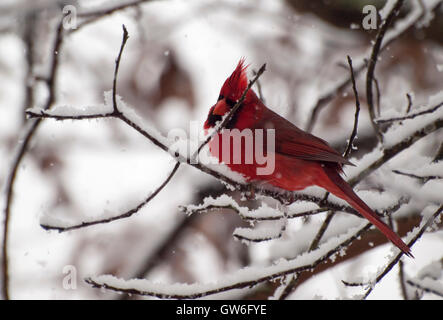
(85, 222), (372, 299)
(304, 0), (442, 133)
(343, 204), (443, 299)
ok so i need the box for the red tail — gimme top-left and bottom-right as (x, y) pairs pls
(322, 165), (413, 257)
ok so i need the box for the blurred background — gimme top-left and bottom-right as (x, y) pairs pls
(0, 0), (442, 299)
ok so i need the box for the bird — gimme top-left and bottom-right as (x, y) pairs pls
(204, 59), (412, 257)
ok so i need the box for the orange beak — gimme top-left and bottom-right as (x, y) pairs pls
(212, 99), (230, 116)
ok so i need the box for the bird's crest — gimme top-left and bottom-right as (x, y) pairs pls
(220, 58), (249, 102)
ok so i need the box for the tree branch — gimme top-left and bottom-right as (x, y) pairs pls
(343, 55), (361, 159)
(84, 222), (373, 299)
(304, 0), (439, 133)
(366, 0), (404, 142)
(1, 16), (65, 300)
(391, 169), (443, 184)
(112, 25), (129, 113)
(343, 204), (443, 299)
(406, 278), (443, 298)
(376, 101), (443, 124)
(40, 161), (180, 232)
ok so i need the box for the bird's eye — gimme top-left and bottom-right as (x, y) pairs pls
(225, 98), (236, 107)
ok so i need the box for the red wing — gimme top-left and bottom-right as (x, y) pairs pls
(253, 105), (353, 166)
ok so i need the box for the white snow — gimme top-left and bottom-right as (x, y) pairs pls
(88, 222), (369, 298)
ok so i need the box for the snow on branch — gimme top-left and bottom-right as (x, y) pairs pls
(405, 258), (443, 298)
(366, 0), (405, 142)
(182, 192), (408, 224)
(85, 221), (372, 299)
(343, 204), (443, 299)
(304, 0), (443, 133)
(2, 15), (65, 300)
(40, 161), (180, 232)
(376, 100), (443, 124)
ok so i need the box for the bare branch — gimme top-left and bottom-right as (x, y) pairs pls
(361, 204), (443, 299)
(376, 101), (443, 124)
(2, 16), (65, 300)
(343, 55), (361, 159)
(233, 226), (284, 243)
(405, 93), (413, 114)
(252, 68), (265, 103)
(392, 169), (443, 184)
(366, 0), (405, 142)
(398, 259), (409, 299)
(78, 0), (153, 18)
(309, 211), (335, 252)
(40, 161), (180, 232)
(305, 61), (365, 133)
(348, 118), (443, 187)
(112, 25), (129, 113)
(406, 279), (443, 298)
(74, 0), (154, 32)
(26, 109), (114, 120)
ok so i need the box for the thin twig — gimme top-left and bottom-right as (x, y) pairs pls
(1, 17), (64, 300)
(361, 204), (443, 299)
(112, 25), (129, 113)
(405, 93), (413, 114)
(26, 109), (114, 120)
(388, 216), (410, 300)
(373, 76), (381, 118)
(348, 118), (443, 187)
(366, 0), (404, 142)
(41, 161), (180, 232)
(233, 228), (283, 243)
(406, 279), (443, 298)
(252, 69), (265, 103)
(22, 11), (36, 122)
(78, 0), (152, 17)
(309, 211), (336, 252)
(398, 260), (409, 299)
(194, 63), (266, 158)
(305, 62), (365, 133)
(74, 0), (154, 32)
(276, 275), (299, 300)
(376, 101), (443, 124)
(392, 169), (443, 184)
(343, 55), (361, 158)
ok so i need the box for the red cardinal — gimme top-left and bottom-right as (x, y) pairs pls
(204, 59), (412, 257)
